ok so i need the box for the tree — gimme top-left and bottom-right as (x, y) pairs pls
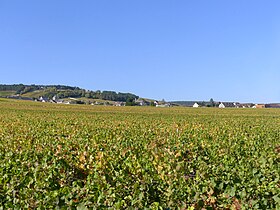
(125, 98), (136, 106)
(85, 92), (91, 98)
(150, 101), (156, 107)
(210, 98), (215, 107)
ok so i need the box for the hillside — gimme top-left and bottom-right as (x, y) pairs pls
(0, 84), (139, 103)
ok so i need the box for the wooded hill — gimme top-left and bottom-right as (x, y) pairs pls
(0, 84), (139, 102)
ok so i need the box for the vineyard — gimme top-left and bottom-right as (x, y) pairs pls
(0, 99), (279, 209)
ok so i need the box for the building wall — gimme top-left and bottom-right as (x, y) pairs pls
(256, 104), (265, 108)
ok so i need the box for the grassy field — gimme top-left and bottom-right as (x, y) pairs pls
(0, 91), (16, 97)
(0, 99), (279, 209)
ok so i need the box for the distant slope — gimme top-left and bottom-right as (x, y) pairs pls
(0, 84), (139, 102)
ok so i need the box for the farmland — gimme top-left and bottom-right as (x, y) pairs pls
(0, 99), (279, 209)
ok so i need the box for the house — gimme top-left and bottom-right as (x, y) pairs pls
(256, 104), (265, 108)
(219, 103), (225, 108)
(52, 95), (57, 101)
(114, 102), (125, 106)
(216, 102), (239, 108)
(135, 98), (150, 106)
(39, 96), (48, 103)
(193, 102), (199, 108)
(265, 103), (280, 108)
(222, 102), (236, 108)
(239, 103), (254, 108)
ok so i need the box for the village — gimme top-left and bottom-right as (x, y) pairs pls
(6, 94), (280, 109)
(191, 102), (280, 108)
(165, 100), (280, 109)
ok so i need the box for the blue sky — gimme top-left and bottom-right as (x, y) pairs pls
(1, 1), (280, 102)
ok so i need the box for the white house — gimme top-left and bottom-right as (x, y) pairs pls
(39, 96), (48, 103)
(193, 103), (199, 108)
(219, 103), (225, 108)
(52, 95), (57, 101)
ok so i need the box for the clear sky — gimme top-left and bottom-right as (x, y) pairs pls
(1, 1), (280, 103)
